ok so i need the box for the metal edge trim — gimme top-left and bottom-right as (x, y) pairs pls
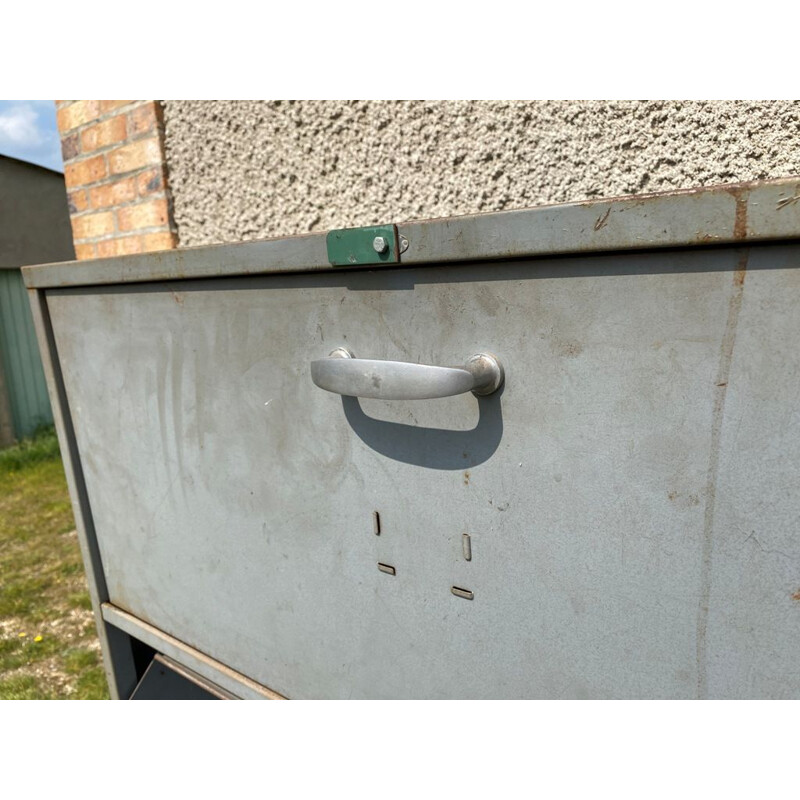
(101, 603), (287, 701)
(398, 179), (799, 265)
(26, 288), (136, 699)
(21, 178), (800, 289)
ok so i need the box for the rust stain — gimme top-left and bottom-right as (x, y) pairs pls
(594, 208), (611, 231)
(667, 491), (700, 507)
(606, 181), (749, 206)
(792, 591), (800, 602)
(170, 291), (185, 305)
(463, 471), (470, 486)
(726, 187), (748, 239)
(572, 180), (763, 214)
(696, 252), (748, 699)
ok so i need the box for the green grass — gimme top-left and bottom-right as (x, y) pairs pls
(0, 425), (62, 472)
(0, 427), (109, 699)
(0, 675), (55, 700)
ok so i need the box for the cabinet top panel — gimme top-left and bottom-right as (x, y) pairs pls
(23, 177), (800, 290)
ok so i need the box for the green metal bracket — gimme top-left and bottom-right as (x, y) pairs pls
(326, 225), (399, 266)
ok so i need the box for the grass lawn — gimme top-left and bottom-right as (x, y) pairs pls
(0, 427), (108, 699)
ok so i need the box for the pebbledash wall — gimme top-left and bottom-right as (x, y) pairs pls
(161, 101), (800, 246)
(58, 101), (800, 257)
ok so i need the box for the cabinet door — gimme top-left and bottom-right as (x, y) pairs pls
(47, 245), (800, 698)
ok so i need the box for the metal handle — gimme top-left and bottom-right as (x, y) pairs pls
(311, 348), (504, 400)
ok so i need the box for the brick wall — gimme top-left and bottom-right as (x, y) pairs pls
(56, 101), (177, 260)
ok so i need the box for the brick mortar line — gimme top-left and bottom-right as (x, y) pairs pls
(68, 181), (177, 241)
(63, 133), (167, 168)
(59, 102), (148, 140)
(70, 201), (170, 223)
(69, 191), (169, 218)
(65, 152), (108, 186)
(65, 162), (170, 191)
(111, 203), (173, 237)
(67, 164), (166, 194)
(73, 226), (177, 245)
(64, 124), (164, 166)
(62, 131), (165, 169)
(59, 100), (152, 136)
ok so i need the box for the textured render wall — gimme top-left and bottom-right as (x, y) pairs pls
(162, 101), (800, 247)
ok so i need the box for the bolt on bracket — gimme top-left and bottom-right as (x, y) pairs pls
(326, 224), (400, 266)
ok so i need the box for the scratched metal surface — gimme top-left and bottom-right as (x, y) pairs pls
(44, 244), (800, 698)
(23, 177), (800, 289)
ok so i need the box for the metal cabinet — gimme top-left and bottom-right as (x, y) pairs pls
(24, 179), (800, 698)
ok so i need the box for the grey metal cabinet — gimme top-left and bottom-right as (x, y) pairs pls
(24, 179), (800, 699)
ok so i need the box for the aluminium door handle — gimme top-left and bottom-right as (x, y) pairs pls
(310, 348), (504, 400)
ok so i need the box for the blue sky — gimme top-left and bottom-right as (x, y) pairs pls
(0, 100), (63, 172)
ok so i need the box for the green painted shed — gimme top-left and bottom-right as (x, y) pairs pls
(0, 155), (75, 446)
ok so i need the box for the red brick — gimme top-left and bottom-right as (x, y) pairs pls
(58, 98), (175, 258)
(95, 239), (117, 258)
(127, 103), (163, 137)
(73, 243), (96, 260)
(89, 177), (137, 209)
(117, 236), (144, 255)
(61, 133), (80, 162)
(67, 190), (88, 214)
(99, 100), (133, 114)
(81, 115), (128, 153)
(57, 100), (100, 133)
(136, 167), (165, 196)
(108, 137), (163, 175)
(142, 231), (177, 252)
(96, 236), (143, 257)
(117, 198), (169, 232)
(64, 154), (107, 188)
(72, 211), (114, 240)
